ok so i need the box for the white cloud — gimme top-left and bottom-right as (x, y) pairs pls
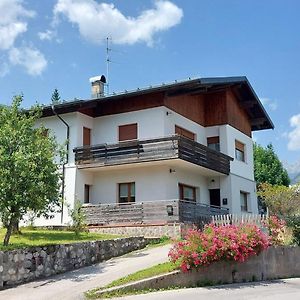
(0, 0), (35, 50)
(53, 0), (183, 46)
(287, 114), (300, 151)
(0, 61), (9, 77)
(9, 46), (47, 76)
(38, 29), (56, 41)
(260, 97), (278, 111)
(0, 1), (48, 76)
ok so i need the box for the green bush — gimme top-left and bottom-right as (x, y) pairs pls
(286, 216), (300, 246)
(69, 201), (87, 236)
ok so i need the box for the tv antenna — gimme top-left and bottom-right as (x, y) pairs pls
(106, 36), (112, 95)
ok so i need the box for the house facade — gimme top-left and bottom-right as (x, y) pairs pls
(35, 76), (273, 227)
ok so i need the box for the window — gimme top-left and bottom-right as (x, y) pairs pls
(240, 191), (248, 212)
(175, 125), (195, 141)
(119, 123), (138, 142)
(207, 136), (220, 152)
(84, 184), (90, 204)
(119, 182), (135, 203)
(83, 127), (91, 146)
(235, 140), (245, 162)
(179, 183), (196, 202)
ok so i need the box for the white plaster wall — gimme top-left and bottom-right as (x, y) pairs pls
(167, 168), (210, 204)
(76, 164), (213, 205)
(88, 165), (170, 204)
(33, 166), (77, 226)
(92, 107), (165, 144)
(34, 112), (84, 225)
(36, 112), (79, 164)
(229, 174), (258, 214)
(223, 125), (254, 180)
(163, 107), (206, 144)
(76, 113), (94, 146)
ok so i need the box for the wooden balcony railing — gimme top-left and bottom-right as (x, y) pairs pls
(81, 200), (229, 227)
(73, 135), (233, 175)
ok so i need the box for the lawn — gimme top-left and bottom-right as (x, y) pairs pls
(85, 261), (177, 299)
(0, 228), (121, 251)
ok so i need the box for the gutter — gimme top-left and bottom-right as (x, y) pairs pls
(51, 105), (70, 224)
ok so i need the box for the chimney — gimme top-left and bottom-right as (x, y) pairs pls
(89, 75), (106, 98)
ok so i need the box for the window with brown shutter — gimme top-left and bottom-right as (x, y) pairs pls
(118, 182), (135, 203)
(207, 136), (220, 152)
(235, 140), (245, 162)
(179, 183), (196, 202)
(83, 127), (91, 146)
(175, 125), (195, 141)
(119, 123), (138, 142)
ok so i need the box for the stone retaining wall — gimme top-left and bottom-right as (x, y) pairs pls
(97, 246), (300, 297)
(0, 237), (147, 289)
(89, 223), (186, 238)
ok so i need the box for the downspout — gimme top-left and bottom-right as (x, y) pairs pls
(51, 105), (70, 224)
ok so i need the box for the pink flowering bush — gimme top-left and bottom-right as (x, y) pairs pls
(263, 215), (286, 245)
(168, 223), (270, 272)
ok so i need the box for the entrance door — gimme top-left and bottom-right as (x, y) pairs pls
(209, 189), (221, 207)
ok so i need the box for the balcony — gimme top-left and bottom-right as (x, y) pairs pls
(73, 135), (233, 175)
(81, 200), (229, 227)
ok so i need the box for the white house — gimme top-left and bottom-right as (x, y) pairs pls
(35, 76), (273, 229)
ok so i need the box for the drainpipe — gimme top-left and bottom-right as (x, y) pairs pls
(51, 105), (70, 224)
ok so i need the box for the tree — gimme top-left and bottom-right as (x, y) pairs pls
(51, 88), (61, 105)
(257, 183), (300, 217)
(254, 143), (290, 187)
(0, 96), (61, 246)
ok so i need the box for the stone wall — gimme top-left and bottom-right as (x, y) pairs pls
(105, 246), (300, 294)
(0, 237), (147, 289)
(89, 223), (184, 238)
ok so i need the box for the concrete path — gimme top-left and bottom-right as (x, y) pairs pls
(118, 278), (300, 300)
(0, 244), (171, 300)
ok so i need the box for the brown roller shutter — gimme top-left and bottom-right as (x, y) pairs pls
(235, 140), (245, 152)
(83, 127), (91, 146)
(175, 125), (195, 141)
(207, 136), (219, 144)
(119, 123), (138, 141)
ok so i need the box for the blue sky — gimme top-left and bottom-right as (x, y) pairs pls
(1, 0), (300, 169)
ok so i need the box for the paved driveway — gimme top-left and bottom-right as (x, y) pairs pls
(118, 278), (300, 300)
(0, 244), (171, 300)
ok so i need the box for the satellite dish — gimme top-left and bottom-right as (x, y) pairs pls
(100, 75), (106, 83)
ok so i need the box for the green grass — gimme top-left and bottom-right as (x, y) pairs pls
(106, 261), (177, 288)
(144, 236), (171, 249)
(85, 261), (178, 299)
(0, 228), (121, 251)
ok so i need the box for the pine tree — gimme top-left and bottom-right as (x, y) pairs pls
(51, 88), (61, 105)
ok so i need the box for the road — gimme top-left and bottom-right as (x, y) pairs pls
(0, 244), (170, 300)
(118, 278), (300, 300)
